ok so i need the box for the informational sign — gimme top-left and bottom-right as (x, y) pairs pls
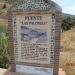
(8, 0), (61, 75)
(13, 14), (52, 65)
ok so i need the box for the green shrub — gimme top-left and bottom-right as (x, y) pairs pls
(0, 25), (8, 69)
(62, 16), (75, 31)
(0, 25), (7, 33)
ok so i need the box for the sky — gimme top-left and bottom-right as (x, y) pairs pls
(52, 0), (75, 15)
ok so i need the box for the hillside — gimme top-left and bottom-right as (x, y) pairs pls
(63, 13), (75, 18)
(60, 28), (75, 75)
(61, 27), (75, 51)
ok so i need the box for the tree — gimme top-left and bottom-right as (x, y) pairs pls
(61, 16), (75, 31)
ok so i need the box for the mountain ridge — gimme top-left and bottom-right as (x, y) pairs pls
(62, 13), (75, 18)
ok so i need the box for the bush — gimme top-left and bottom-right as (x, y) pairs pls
(61, 16), (75, 31)
(0, 25), (9, 69)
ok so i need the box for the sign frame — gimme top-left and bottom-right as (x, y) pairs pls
(8, 1), (62, 75)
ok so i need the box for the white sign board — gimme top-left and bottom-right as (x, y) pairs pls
(13, 14), (53, 65)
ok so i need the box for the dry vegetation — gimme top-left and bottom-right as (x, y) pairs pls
(0, 19), (7, 26)
(60, 28), (75, 75)
(61, 27), (75, 51)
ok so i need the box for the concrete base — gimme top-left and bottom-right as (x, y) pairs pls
(0, 68), (66, 75)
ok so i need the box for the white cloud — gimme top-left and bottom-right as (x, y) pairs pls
(52, 0), (66, 6)
(52, 0), (75, 15)
(63, 5), (75, 15)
